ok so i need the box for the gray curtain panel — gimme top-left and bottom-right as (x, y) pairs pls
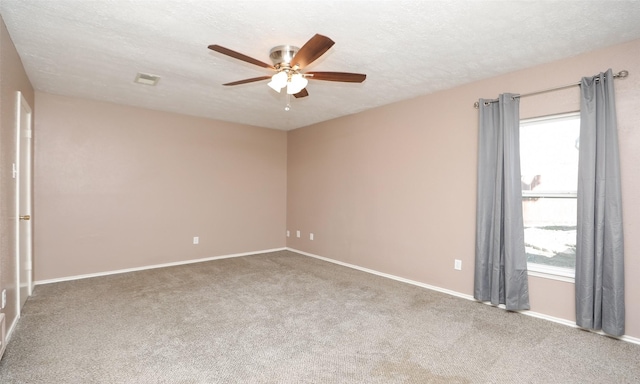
(474, 94), (530, 311)
(575, 69), (625, 337)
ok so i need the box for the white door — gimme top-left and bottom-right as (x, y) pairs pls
(16, 91), (33, 312)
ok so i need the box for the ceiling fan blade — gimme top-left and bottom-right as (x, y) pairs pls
(291, 34), (335, 69)
(306, 72), (366, 83)
(208, 44), (274, 69)
(293, 88), (309, 98)
(223, 76), (272, 86)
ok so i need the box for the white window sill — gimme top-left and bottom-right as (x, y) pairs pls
(527, 263), (575, 283)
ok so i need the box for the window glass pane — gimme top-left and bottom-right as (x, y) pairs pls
(523, 197), (576, 269)
(520, 115), (580, 192)
(520, 113), (579, 272)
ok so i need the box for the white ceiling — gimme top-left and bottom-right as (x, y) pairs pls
(2, 0), (640, 130)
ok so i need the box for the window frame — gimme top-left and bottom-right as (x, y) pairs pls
(520, 112), (580, 282)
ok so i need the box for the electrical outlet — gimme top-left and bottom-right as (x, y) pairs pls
(286, 230), (290, 237)
(310, 233), (314, 240)
(454, 259), (462, 270)
(193, 236), (199, 245)
(296, 230), (301, 238)
(1, 289), (6, 309)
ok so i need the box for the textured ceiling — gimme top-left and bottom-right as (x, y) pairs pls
(2, 0), (640, 130)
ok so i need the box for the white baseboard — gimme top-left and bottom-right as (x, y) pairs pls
(287, 247), (476, 301)
(286, 247), (640, 346)
(35, 247), (287, 286)
(31, 246), (640, 345)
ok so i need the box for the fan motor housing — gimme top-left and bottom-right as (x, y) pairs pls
(269, 45), (299, 66)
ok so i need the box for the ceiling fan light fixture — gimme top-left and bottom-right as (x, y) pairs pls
(286, 73), (308, 95)
(209, 34), (365, 103)
(267, 71), (288, 92)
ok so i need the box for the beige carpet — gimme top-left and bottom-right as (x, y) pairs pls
(1, 250), (639, 383)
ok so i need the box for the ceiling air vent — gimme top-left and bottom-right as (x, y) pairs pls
(134, 72), (160, 86)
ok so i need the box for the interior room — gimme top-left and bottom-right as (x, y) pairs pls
(1, 1), (640, 382)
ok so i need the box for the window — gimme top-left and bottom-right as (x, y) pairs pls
(520, 113), (580, 278)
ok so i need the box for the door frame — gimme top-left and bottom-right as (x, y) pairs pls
(15, 91), (33, 314)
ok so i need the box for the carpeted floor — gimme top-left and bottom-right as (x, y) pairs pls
(1, 250), (639, 383)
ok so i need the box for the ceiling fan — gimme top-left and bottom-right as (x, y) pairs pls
(208, 34), (366, 102)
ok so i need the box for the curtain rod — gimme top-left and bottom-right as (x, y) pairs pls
(473, 70), (629, 109)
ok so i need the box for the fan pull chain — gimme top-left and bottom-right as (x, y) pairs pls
(285, 93), (291, 111)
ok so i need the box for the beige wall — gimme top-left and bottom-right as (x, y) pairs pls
(33, 93), (287, 281)
(0, 16), (35, 333)
(287, 39), (640, 338)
